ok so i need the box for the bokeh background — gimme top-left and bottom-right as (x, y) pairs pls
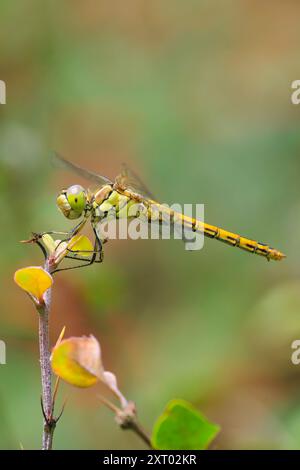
(0, 0), (300, 449)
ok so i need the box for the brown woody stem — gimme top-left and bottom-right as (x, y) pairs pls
(38, 260), (55, 450)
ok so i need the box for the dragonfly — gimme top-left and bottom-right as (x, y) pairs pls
(47, 154), (285, 270)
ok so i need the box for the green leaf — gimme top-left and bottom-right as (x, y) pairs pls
(151, 399), (220, 450)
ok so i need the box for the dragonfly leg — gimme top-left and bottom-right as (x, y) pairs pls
(93, 226), (104, 262)
(33, 218), (90, 254)
(38, 217), (89, 242)
(52, 228), (103, 274)
(66, 248), (101, 255)
(64, 255), (102, 263)
(38, 230), (71, 237)
(65, 227), (104, 256)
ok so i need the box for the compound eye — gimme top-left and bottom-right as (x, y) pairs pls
(66, 185), (86, 214)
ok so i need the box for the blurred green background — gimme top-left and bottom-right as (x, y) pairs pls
(0, 0), (300, 449)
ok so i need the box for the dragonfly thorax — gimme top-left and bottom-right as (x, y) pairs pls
(57, 184), (87, 219)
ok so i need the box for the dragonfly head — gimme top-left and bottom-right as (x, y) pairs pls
(57, 184), (87, 219)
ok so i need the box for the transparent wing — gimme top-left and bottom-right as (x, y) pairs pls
(117, 165), (190, 246)
(115, 163), (156, 201)
(52, 152), (113, 186)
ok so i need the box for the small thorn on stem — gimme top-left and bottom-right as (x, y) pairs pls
(40, 396), (49, 423)
(55, 399), (67, 423)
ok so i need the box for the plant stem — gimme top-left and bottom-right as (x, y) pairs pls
(38, 260), (54, 450)
(128, 419), (152, 448)
(107, 399), (153, 449)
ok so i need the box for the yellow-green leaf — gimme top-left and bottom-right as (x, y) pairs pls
(67, 235), (93, 258)
(14, 266), (53, 303)
(51, 336), (104, 388)
(152, 399), (220, 450)
(41, 234), (57, 254)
